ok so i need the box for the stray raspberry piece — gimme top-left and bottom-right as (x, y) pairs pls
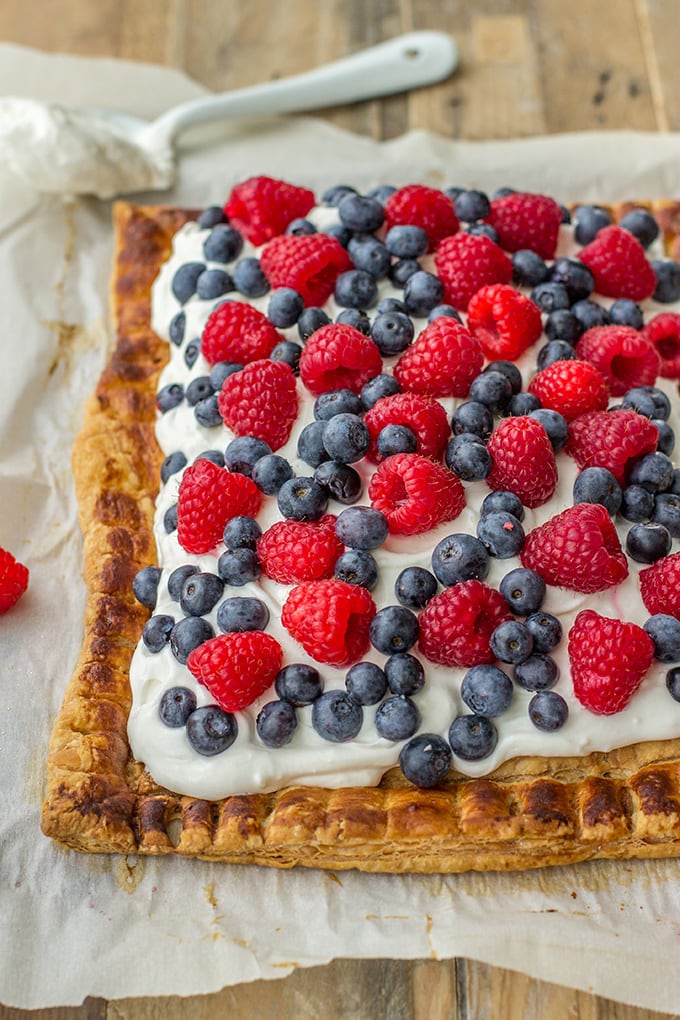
(639, 551), (680, 619)
(486, 416), (557, 509)
(187, 631), (283, 711)
(565, 408), (658, 484)
(568, 609), (654, 714)
(282, 579), (376, 666)
(299, 323), (383, 395)
(224, 176), (315, 245)
(520, 503), (628, 593)
(364, 391), (450, 462)
(418, 580), (512, 667)
(578, 225), (657, 301)
(528, 359), (609, 422)
(0, 547), (29, 614)
(368, 452), (466, 536)
(259, 233), (352, 307)
(201, 301), (283, 366)
(177, 457), (261, 554)
(641, 312), (680, 378)
(574, 324), (660, 396)
(257, 515), (344, 584)
(384, 184), (459, 251)
(487, 192), (564, 260)
(434, 233), (512, 311)
(218, 359), (298, 450)
(393, 317), (483, 397)
(466, 283), (543, 361)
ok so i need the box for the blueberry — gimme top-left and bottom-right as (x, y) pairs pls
(366, 183), (397, 204)
(572, 299), (610, 332)
(203, 224), (243, 263)
(644, 614), (680, 662)
(620, 484), (655, 522)
(428, 304), (463, 324)
(653, 420), (675, 456)
(609, 299), (644, 330)
(536, 340), (578, 371)
(196, 448), (225, 468)
(465, 223), (499, 242)
(217, 547), (261, 586)
(389, 259), (421, 288)
(528, 690), (569, 731)
(186, 705), (237, 756)
(509, 392), (542, 416)
(336, 308), (372, 334)
(294, 308), (330, 344)
(448, 714), (498, 760)
(531, 281), (571, 313)
(481, 490), (525, 522)
(334, 549), (379, 590)
(275, 663), (323, 705)
(453, 188), (491, 222)
(671, 470), (680, 495)
(314, 389), (364, 421)
(157, 382), (184, 413)
(322, 413), (370, 463)
(666, 666), (680, 702)
(514, 653), (559, 691)
(312, 690), (363, 742)
(370, 311), (415, 356)
(142, 614), (175, 653)
(622, 385), (671, 421)
(451, 401), (494, 440)
(403, 270), (444, 317)
(335, 506), (388, 549)
(528, 408), (569, 451)
(573, 466), (622, 515)
(313, 460), (363, 504)
(651, 259), (680, 303)
(512, 249), (550, 287)
(325, 223), (353, 248)
(549, 257), (593, 303)
(385, 224), (429, 259)
(268, 287), (304, 328)
(233, 257), (269, 297)
(499, 567), (546, 616)
(159, 685), (197, 727)
(654, 493), (680, 537)
(322, 183), (357, 206)
(133, 565), (161, 608)
(286, 217), (316, 236)
(194, 394), (222, 427)
(460, 664), (514, 716)
(375, 696), (421, 741)
(196, 268), (233, 300)
(476, 511), (525, 558)
(277, 476), (329, 521)
(179, 571), (224, 616)
(216, 596), (269, 633)
(167, 564), (199, 601)
(297, 420), (332, 467)
(224, 435), (272, 476)
(490, 620), (534, 664)
(171, 261), (205, 303)
(169, 311), (186, 346)
(252, 454), (294, 495)
(210, 360), (243, 389)
(255, 700), (298, 747)
(348, 236), (391, 278)
(360, 373), (401, 410)
(384, 653), (425, 696)
(444, 431), (485, 465)
(334, 269), (378, 309)
(377, 424), (418, 458)
(170, 617), (214, 664)
(524, 612), (562, 653)
(198, 205), (227, 229)
(345, 661), (388, 705)
(270, 340), (302, 374)
(185, 375), (215, 407)
(163, 504), (178, 534)
(625, 522), (671, 563)
(468, 370), (513, 412)
(627, 452), (674, 493)
(369, 605), (419, 655)
(445, 435), (492, 481)
(184, 338), (201, 369)
(338, 193), (385, 232)
(399, 733), (452, 787)
(620, 208), (659, 248)
(574, 204), (612, 244)
(395, 566), (438, 609)
(484, 360), (523, 395)
(431, 533), (490, 586)
(544, 309), (581, 344)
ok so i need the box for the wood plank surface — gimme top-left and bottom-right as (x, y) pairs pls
(2, 1), (680, 1017)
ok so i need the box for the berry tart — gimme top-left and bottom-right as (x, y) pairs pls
(41, 179), (680, 872)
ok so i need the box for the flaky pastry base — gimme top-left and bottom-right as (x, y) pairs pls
(41, 199), (680, 872)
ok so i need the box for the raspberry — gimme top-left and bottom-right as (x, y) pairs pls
(578, 225), (657, 301)
(368, 453), (466, 536)
(281, 579), (376, 666)
(418, 580), (512, 667)
(434, 233), (512, 311)
(257, 515), (344, 584)
(177, 457), (261, 554)
(520, 503), (628, 593)
(486, 416), (558, 509)
(568, 609), (654, 714)
(487, 192), (563, 259)
(528, 359), (609, 422)
(363, 392), (450, 462)
(466, 283), (543, 361)
(392, 317), (483, 397)
(217, 359), (298, 450)
(299, 323), (383, 396)
(201, 301), (283, 366)
(639, 551), (680, 619)
(0, 547), (29, 614)
(383, 184), (459, 251)
(574, 324), (660, 396)
(187, 631), (283, 711)
(259, 233), (352, 306)
(641, 312), (680, 378)
(565, 408), (658, 484)
(224, 175), (315, 245)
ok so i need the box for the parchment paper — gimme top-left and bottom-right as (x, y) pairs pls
(2, 43), (680, 1012)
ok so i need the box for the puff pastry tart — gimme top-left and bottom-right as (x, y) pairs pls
(41, 180), (680, 872)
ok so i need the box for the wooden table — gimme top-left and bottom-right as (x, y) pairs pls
(2, 2), (680, 1018)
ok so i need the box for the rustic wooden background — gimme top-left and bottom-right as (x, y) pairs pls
(2, 1), (680, 1018)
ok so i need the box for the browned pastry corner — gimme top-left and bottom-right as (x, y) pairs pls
(41, 199), (680, 872)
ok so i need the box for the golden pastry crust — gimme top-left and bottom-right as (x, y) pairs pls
(41, 199), (680, 872)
